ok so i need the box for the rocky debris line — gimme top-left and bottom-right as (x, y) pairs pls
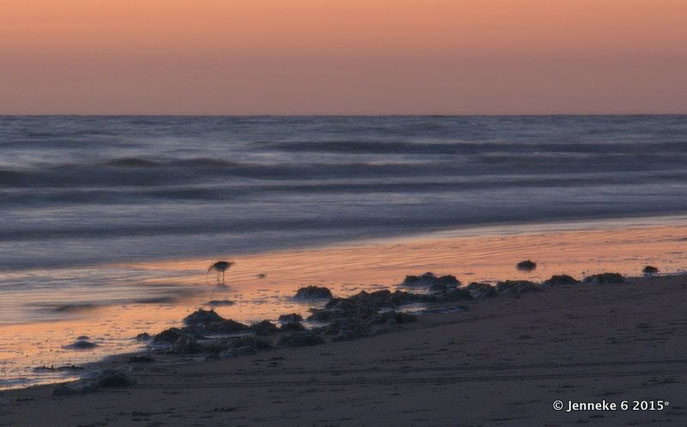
(205, 299), (235, 307)
(516, 260), (537, 272)
(278, 313), (303, 323)
(294, 286), (333, 299)
(147, 287), (431, 356)
(52, 370), (135, 396)
(542, 274), (579, 287)
(465, 282), (496, 299)
(152, 324), (274, 357)
(314, 311), (417, 342)
(583, 273), (625, 284)
(643, 266), (659, 276)
(400, 272), (462, 294)
(306, 289), (437, 341)
(495, 280), (539, 295)
(308, 289), (465, 323)
(142, 269), (633, 362)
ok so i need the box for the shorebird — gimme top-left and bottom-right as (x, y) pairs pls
(207, 261), (234, 286)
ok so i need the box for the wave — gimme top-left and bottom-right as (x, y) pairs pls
(2, 170), (687, 206)
(104, 157), (237, 168)
(2, 149), (687, 189)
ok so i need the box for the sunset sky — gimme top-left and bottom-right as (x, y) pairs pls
(1, 0), (686, 114)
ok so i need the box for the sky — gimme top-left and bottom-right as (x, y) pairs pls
(1, 0), (686, 115)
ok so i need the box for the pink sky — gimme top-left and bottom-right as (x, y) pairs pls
(1, 0), (686, 114)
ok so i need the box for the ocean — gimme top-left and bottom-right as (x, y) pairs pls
(2, 115), (687, 268)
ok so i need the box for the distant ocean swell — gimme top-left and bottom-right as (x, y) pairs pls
(0, 115), (686, 271)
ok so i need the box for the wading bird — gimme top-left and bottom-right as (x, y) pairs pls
(207, 261), (234, 286)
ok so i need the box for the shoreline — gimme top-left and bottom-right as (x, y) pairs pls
(2, 272), (687, 425)
(4, 211), (687, 274)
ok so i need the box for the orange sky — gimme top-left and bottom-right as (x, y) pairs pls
(1, 0), (686, 114)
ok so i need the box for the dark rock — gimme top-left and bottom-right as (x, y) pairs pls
(62, 340), (98, 350)
(516, 260), (537, 272)
(439, 287), (472, 301)
(371, 311), (417, 325)
(309, 288), (444, 325)
(335, 290), (395, 310)
(280, 322), (306, 332)
(205, 319), (250, 334)
(429, 283), (448, 294)
(543, 274), (579, 287)
(135, 333), (151, 341)
(205, 299), (235, 307)
(389, 290), (438, 305)
(466, 282), (496, 299)
(401, 272), (461, 292)
(76, 335), (90, 341)
(172, 336), (201, 354)
(276, 331), (324, 347)
(294, 286), (332, 299)
(182, 309), (249, 334)
(583, 273), (625, 284)
(330, 289), (438, 312)
(307, 310), (336, 323)
(250, 320), (280, 335)
(642, 266), (659, 276)
(183, 308), (224, 325)
(152, 327), (196, 344)
(495, 280), (539, 295)
(316, 310), (417, 342)
(278, 313), (303, 323)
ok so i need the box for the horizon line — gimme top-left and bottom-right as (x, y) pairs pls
(1, 112), (686, 117)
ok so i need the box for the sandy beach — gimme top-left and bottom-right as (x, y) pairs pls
(2, 273), (686, 426)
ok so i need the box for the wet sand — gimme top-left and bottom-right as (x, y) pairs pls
(2, 274), (687, 426)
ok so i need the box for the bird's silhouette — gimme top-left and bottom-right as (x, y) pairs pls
(207, 261), (234, 286)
